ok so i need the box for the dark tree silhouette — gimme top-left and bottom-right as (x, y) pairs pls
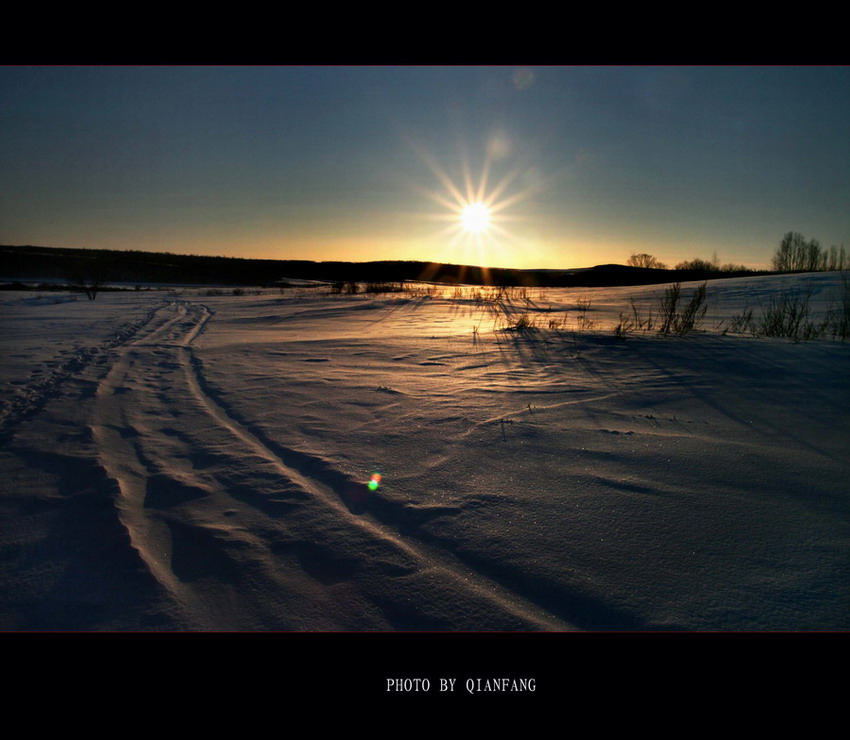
(771, 232), (844, 273)
(627, 253), (667, 269)
(66, 256), (111, 300)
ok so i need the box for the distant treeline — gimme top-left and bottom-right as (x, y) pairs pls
(628, 252), (755, 272)
(628, 232), (849, 278)
(0, 244), (770, 289)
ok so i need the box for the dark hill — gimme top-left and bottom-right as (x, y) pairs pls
(0, 245), (763, 289)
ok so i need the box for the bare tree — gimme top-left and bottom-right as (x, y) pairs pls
(627, 253), (667, 269)
(772, 232), (831, 273)
(675, 258), (718, 271)
(66, 256), (110, 300)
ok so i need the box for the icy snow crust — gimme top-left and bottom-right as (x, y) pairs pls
(1, 274), (848, 630)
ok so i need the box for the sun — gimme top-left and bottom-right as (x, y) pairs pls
(460, 202), (491, 234)
(405, 133), (555, 270)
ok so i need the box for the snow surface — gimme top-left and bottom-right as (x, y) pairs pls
(1, 274), (848, 630)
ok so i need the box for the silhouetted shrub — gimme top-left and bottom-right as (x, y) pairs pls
(726, 286), (832, 341)
(362, 282), (405, 294)
(659, 283), (708, 336)
(614, 298), (655, 338)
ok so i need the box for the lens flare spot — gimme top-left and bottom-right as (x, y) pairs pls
(368, 472), (382, 491)
(512, 68), (536, 91)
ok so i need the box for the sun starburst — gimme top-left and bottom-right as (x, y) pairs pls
(404, 133), (553, 271)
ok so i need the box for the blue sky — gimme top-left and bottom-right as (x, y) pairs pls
(1, 65), (848, 269)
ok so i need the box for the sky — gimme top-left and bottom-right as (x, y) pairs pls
(1, 65), (848, 270)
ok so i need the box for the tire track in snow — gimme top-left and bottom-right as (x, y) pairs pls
(92, 302), (295, 628)
(131, 300), (212, 347)
(90, 302), (221, 628)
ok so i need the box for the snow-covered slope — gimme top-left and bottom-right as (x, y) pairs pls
(2, 274), (848, 630)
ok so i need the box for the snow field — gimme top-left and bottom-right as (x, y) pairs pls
(1, 273), (847, 629)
